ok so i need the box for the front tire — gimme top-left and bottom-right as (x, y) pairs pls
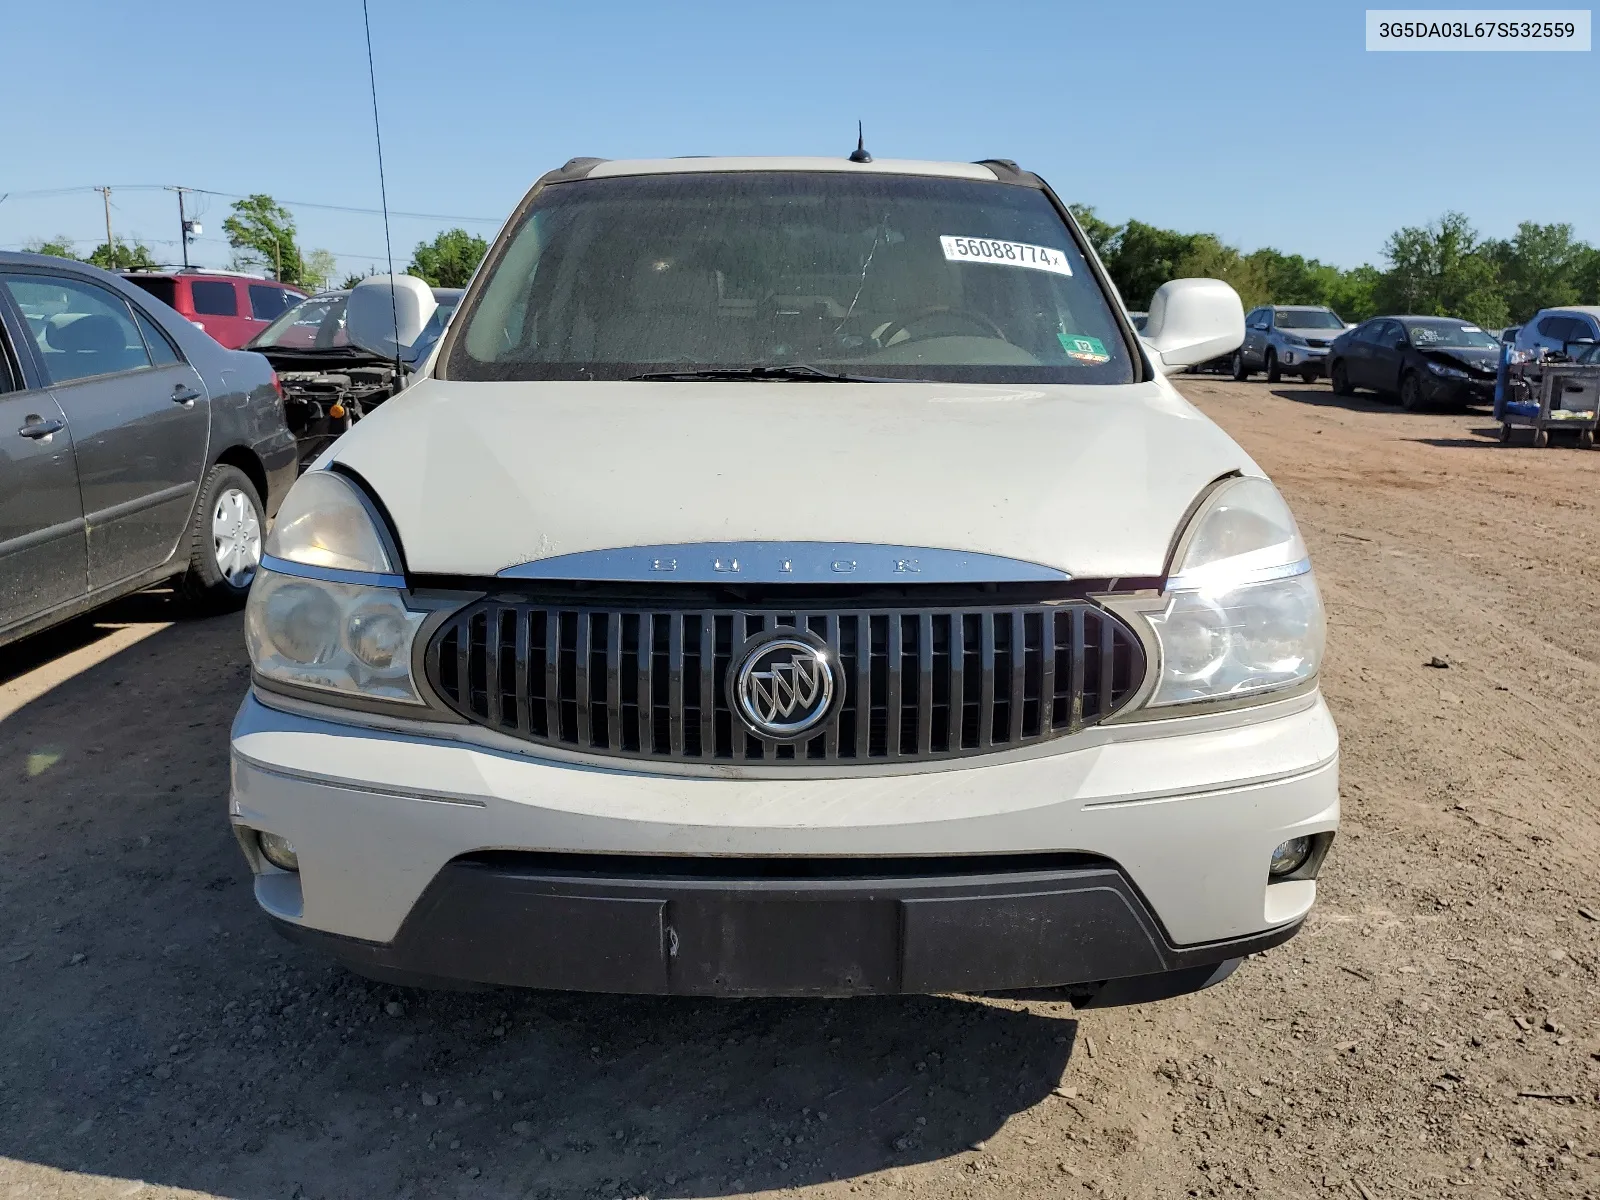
(1399, 372), (1427, 412)
(1300, 368), (1318, 385)
(1331, 361), (1353, 396)
(1265, 350), (1281, 383)
(179, 464), (265, 610)
(1231, 351), (1250, 381)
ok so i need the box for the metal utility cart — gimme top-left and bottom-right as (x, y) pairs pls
(1496, 360), (1600, 448)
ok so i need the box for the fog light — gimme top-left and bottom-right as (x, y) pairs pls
(1269, 836), (1312, 877)
(257, 831), (299, 872)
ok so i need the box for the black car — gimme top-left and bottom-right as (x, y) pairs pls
(1327, 315), (1502, 410)
(246, 286), (462, 465)
(0, 252), (296, 649)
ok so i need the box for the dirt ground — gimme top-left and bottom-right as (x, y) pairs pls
(2, 376), (1597, 1200)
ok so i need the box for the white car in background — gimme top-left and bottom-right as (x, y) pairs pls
(1514, 307), (1600, 357)
(231, 154), (1337, 1005)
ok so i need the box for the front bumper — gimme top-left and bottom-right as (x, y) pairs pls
(1279, 347), (1329, 373)
(230, 690), (1339, 996)
(1423, 372), (1496, 405)
(270, 854), (1302, 1002)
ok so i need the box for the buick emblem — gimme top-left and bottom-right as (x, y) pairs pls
(731, 635), (836, 739)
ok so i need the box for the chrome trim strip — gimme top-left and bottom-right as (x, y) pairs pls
(1079, 752), (1338, 809)
(1165, 556), (1313, 593)
(497, 542), (1072, 585)
(233, 748), (488, 808)
(260, 554), (406, 589)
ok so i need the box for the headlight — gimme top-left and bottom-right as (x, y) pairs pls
(266, 470), (398, 572)
(246, 471), (427, 705)
(1279, 332), (1307, 346)
(1143, 477), (1325, 708)
(1426, 361), (1466, 378)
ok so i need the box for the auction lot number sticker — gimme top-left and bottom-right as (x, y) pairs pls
(1365, 9), (1591, 50)
(941, 236), (1073, 277)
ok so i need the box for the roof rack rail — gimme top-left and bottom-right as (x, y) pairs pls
(546, 157), (609, 183)
(974, 158), (1027, 183)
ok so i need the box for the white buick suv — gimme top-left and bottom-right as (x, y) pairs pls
(231, 154), (1338, 1006)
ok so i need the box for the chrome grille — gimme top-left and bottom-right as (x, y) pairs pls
(425, 600), (1146, 765)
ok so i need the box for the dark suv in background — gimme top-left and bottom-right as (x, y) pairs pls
(122, 269), (305, 349)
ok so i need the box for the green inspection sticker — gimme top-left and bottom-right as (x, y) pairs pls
(1058, 333), (1110, 364)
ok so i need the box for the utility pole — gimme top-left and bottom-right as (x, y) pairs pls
(167, 186), (199, 269)
(95, 187), (113, 266)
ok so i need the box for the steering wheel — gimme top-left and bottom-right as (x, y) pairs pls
(875, 306), (1008, 348)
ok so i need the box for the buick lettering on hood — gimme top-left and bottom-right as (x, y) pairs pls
(231, 154), (1338, 1004)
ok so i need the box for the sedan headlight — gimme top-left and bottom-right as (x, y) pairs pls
(245, 471), (427, 705)
(1426, 360), (1467, 378)
(1143, 477), (1325, 708)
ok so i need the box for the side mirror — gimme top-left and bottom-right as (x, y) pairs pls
(345, 275), (437, 358)
(1394, 339), (1409, 352)
(1141, 278), (1245, 375)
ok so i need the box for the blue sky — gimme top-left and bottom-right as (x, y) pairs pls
(3, 0), (1595, 274)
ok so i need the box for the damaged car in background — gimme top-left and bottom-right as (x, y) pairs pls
(245, 285), (461, 465)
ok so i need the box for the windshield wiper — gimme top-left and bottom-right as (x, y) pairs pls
(627, 364), (890, 383)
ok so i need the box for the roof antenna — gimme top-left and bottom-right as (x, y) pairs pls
(849, 121), (873, 164)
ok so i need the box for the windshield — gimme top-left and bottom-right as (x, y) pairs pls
(446, 171), (1133, 384)
(251, 293), (350, 350)
(1408, 321), (1499, 349)
(1274, 309), (1344, 330)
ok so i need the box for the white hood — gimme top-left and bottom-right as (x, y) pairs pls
(328, 379), (1259, 580)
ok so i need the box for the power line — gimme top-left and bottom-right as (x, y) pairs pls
(0, 182), (500, 224)
(3, 234), (398, 265)
(196, 188), (501, 224)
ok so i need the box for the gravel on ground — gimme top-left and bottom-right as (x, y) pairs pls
(1, 376), (1596, 1199)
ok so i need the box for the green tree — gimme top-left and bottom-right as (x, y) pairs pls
(407, 228), (488, 288)
(1104, 220), (1210, 310)
(1484, 221), (1587, 321)
(1067, 204), (1122, 260)
(1373, 212), (1507, 328)
(302, 249), (339, 292)
(223, 194), (303, 284)
(1175, 237), (1270, 310)
(1247, 250), (1329, 306)
(1322, 264), (1381, 323)
(87, 239), (159, 270)
(341, 271), (371, 289)
(23, 235), (80, 260)
(1577, 246), (1600, 306)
